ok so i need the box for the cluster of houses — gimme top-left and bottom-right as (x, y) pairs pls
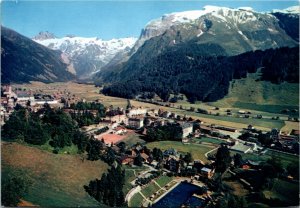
(87, 106), (195, 146)
(240, 126), (300, 154)
(1, 85), (60, 125)
(114, 143), (215, 180)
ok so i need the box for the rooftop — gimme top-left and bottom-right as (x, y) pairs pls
(201, 167), (212, 172)
(230, 142), (252, 153)
(97, 133), (125, 144)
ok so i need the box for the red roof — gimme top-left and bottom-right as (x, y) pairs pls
(98, 133), (125, 144)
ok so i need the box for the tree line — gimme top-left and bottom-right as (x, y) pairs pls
(101, 46), (299, 102)
(2, 104), (93, 153)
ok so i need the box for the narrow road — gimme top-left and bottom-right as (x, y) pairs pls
(205, 147), (218, 158)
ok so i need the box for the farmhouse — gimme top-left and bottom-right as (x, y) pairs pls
(120, 155), (134, 165)
(180, 122), (193, 138)
(128, 117), (144, 129)
(200, 167), (214, 179)
(127, 107), (147, 117)
(230, 141), (255, 153)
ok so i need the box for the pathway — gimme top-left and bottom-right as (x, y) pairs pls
(153, 180), (162, 189)
(205, 147), (218, 158)
(138, 191), (152, 203)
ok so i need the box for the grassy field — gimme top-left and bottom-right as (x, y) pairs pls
(146, 141), (216, 163)
(1, 142), (108, 207)
(193, 137), (227, 145)
(263, 178), (299, 204)
(280, 121), (299, 134)
(212, 72), (299, 108)
(223, 181), (249, 197)
(176, 110), (285, 130)
(209, 147), (299, 169)
(13, 81), (295, 131)
(141, 182), (161, 198)
(122, 133), (146, 147)
(155, 176), (173, 187)
(128, 176), (173, 207)
(123, 166), (147, 195)
(264, 149), (299, 168)
(129, 193), (144, 207)
(231, 149), (298, 168)
(24, 141), (79, 155)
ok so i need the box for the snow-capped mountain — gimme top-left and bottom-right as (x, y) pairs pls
(96, 5), (298, 83)
(132, 5), (298, 54)
(33, 35), (137, 78)
(272, 5), (300, 14)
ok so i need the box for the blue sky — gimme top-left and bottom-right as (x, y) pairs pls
(2, 0), (298, 40)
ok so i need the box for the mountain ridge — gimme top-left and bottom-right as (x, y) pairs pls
(96, 5), (298, 83)
(1, 26), (75, 83)
(33, 34), (137, 78)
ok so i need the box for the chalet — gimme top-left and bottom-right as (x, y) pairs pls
(150, 160), (159, 168)
(170, 113), (178, 119)
(200, 167), (214, 179)
(128, 117), (144, 129)
(161, 111), (171, 118)
(238, 110), (246, 114)
(247, 125), (254, 130)
(140, 152), (150, 162)
(112, 145), (121, 153)
(180, 122), (193, 138)
(106, 114), (127, 124)
(153, 119), (166, 127)
(166, 156), (179, 172)
(127, 107), (147, 117)
(163, 148), (178, 157)
(120, 155), (134, 165)
(125, 150), (137, 157)
(193, 160), (205, 172)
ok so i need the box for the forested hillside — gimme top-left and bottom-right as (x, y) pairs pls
(101, 46), (299, 102)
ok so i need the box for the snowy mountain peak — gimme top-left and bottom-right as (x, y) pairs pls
(33, 31), (56, 40)
(237, 7), (254, 12)
(146, 5), (258, 26)
(272, 6), (300, 14)
(33, 36), (137, 78)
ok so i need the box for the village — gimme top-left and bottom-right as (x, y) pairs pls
(1, 84), (299, 207)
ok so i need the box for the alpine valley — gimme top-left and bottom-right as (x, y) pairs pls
(1, 3), (300, 208)
(1, 5), (299, 101)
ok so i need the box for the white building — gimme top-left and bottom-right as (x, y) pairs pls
(127, 108), (147, 117)
(181, 122), (193, 138)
